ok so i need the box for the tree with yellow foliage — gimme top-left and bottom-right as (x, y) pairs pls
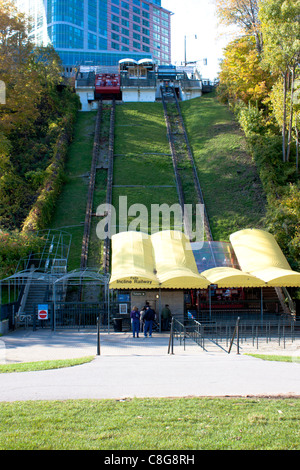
(215, 0), (263, 52)
(218, 35), (273, 106)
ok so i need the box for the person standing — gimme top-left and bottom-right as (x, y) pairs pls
(140, 306), (146, 333)
(144, 305), (155, 338)
(130, 306), (140, 338)
(161, 304), (171, 331)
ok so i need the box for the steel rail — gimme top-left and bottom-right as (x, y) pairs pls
(161, 86), (214, 243)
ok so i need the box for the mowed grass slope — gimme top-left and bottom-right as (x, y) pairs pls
(180, 94), (266, 241)
(113, 103), (179, 232)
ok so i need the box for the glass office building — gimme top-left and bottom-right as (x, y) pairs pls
(15, 0), (172, 68)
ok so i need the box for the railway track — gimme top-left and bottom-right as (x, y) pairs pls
(80, 99), (115, 275)
(103, 99), (116, 274)
(81, 92), (211, 278)
(161, 85), (213, 243)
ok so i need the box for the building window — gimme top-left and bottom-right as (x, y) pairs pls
(88, 33), (97, 50)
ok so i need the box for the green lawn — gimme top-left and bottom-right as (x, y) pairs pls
(181, 94), (267, 241)
(0, 356), (94, 373)
(247, 354), (300, 363)
(0, 397), (299, 450)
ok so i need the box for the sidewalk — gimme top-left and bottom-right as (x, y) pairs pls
(0, 329), (299, 402)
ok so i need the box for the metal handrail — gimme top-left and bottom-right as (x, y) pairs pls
(120, 77), (156, 87)
(168, 317), (206, 353)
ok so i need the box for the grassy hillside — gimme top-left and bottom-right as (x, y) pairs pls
(113, 103), (179, 233)
(49, 95), (267, 270)
(181, 93), (266, 241)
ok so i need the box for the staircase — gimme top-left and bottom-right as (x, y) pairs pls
(15, 229), (71, 325)
(22, 281), (49, 316)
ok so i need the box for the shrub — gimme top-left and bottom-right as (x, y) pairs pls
(0, 231), (44, 279)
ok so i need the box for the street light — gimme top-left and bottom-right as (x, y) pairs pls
(184, 34), (197, 66)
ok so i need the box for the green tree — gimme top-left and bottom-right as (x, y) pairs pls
(259, 0), (300, 162)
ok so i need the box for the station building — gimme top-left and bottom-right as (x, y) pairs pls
(109, 229), (300, 324)
(75, 59), (205, 110)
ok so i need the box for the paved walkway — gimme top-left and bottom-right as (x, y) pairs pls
(0, 329), (299, 402)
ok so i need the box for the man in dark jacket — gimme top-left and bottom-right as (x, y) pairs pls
(143, 306), (156, 337)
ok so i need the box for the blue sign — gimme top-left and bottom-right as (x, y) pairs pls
(118, 294), (130, 302)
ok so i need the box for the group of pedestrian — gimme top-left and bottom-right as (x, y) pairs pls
(130, 302), (172, 338)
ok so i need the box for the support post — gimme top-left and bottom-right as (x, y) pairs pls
(97, 316), (101, 355)
(53, 281), (56, 332)
(168, 317), (174, 354)
(261, 287), (263, 325)
(158, 287), (161, 333)
(209, 286), (211, 320)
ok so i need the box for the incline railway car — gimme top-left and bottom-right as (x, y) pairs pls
(95, 73), (121, 100)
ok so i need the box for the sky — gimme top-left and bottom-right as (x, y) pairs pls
(161, 0), (235, 80)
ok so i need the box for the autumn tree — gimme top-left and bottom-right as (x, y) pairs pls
(0, 0), (78, 229)
(215, 0), (263, 52)
(218, 35), (273, 106)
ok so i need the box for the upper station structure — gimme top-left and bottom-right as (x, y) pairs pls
(75, 58), (212, 110)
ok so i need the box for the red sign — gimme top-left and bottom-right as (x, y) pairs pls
(38, 305), (48, 320)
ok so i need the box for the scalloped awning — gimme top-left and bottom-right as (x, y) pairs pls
(230, 229), (300, 287)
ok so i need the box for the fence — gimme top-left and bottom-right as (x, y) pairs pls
(1, 300), (126, 332)
(169, 317), (300, 354)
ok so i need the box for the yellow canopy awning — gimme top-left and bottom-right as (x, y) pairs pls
(109, 231), (159, 289)
(248, 267), (300, 287)
(230, 229), (300, 287)
(109, 230), (210, 289)
(151, 231), (210, 289)
(109, 229), (300, 290)
(201, 266), (266, 288)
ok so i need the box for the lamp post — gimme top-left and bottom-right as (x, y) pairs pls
(184, 34), (197, 66)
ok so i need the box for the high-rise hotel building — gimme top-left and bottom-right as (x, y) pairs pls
(15, 0), (172, 69)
